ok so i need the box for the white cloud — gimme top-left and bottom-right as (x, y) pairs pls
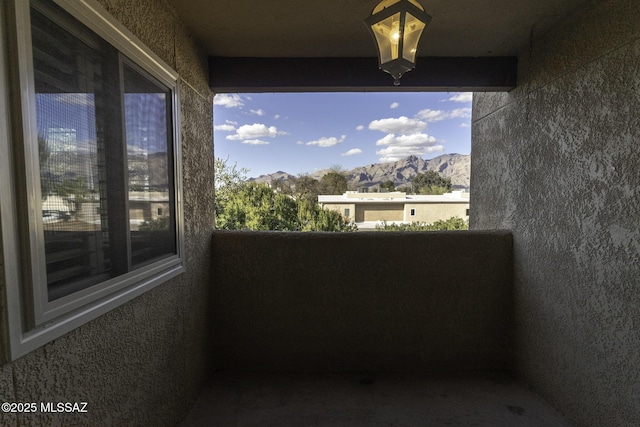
(446, 92), (473, 103)
(241, 139), (269, 145)
(390, 102), (400, 109)
(369, 116), (427, 134)
(415, 108), (471, 122)
(301, 135), (346, 147)
(214, 124), (236, 132)
(226, 120), (238, 125)
(226, 123), (287, 141)
(460, 123), (470, 128)
(377, 145), (444, 162)
(450, 108), (472, 118)
(375, 133), (438, 147)
(375, 133), (443, 162)
(342, 148), (363, 156)
(356, 125), (365, 131)
(250, 109), (265, 116)
(214, 94), (244, 108)
(274, 114), (281, 119)
(415, 109), (447, 122)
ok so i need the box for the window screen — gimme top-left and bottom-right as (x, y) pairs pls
(31, 2), (177, 301)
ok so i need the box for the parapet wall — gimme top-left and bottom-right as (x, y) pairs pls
(211, 230), (512, 372)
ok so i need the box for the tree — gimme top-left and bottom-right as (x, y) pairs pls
(214, 156), (249, 218)
(214, 158), (356, 232)
(380, 180), (395, 192)
(270, 178), (294, 194)
(292, 174), (321, 202)
(38, 134), (52, 200)
(56, 177), (91, 217)
(297, 197), (357, 232)
(375, 216), (468, 231)
(410, 170), (452, 195)
(319, 171), (347, 195)
(216, 182), (300, 230)
(214, 156), (248, 191)
(216, 182), (356, 232)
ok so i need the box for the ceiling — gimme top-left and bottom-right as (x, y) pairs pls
(167, 0), (589, 58)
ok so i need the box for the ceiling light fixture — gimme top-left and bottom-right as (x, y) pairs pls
(364, 0), (431, 85)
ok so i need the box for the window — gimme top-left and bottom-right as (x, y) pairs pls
(2, 0), (183, 359)
(410, 208), (416, 216)
(344, 208), (350, 217)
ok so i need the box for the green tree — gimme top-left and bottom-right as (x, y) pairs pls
(214, 158), (356, 232)
(292, 174), (321, 202)
(380, 180), (395, 192)
(214, 156), (249, 219)
(319, 171), (347, 195)
(270, 177), (294, 194)
(375, 216), (468, 231)
(410, 170), (452, 195)
(38, 134), (52, 200)
(56, 177), (91, 217)
(216, 182), (300, 230)
(297, 197), (357, 232)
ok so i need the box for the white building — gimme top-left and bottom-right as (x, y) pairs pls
(318, 191), (470, 230)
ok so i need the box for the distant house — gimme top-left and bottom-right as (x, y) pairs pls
(318, 191), (470, 230)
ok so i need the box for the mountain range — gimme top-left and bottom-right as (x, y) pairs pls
(250, 153), (471, 189)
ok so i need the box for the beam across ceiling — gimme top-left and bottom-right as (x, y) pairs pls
(209, 57), (517, 93)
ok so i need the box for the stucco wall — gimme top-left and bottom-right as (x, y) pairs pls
(320, 203), (356, 221)
(0, 1), (214, 426)
(405, 203), (469, 224)
(211, 230), (512, 372)
(470, 0), (640, 425)
(356, 203), (404, 222)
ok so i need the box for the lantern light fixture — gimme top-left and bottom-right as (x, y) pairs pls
(364, 0), (432, 85)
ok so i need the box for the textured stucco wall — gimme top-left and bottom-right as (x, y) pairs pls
(404, 203), (469, 224)
(356, 204), (404, 222)
(471, 0), (640, 425)
(0, 1), (214, 426)
(211, 230), (512, 372)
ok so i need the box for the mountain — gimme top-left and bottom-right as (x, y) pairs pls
(250, 170), (296, 184)
(250, 153), (471, 189)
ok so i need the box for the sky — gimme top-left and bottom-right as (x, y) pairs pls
(214, 92), (472, 178)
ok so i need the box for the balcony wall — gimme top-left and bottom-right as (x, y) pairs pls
(211, 230), (513, 372)
(471, 0), (640, 425)
(0, 1), (214, 426)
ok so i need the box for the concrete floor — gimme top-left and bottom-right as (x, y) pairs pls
(180, 371), (571, 427)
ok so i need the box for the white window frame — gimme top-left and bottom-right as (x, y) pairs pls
(1, 0), (184, 361)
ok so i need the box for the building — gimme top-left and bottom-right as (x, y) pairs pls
(319, 191), (469, 230)
(0, 0), (638, 426)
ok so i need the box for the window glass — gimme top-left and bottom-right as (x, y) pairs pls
(32, 6), (116, 301)
(123, 64), (176, 267)
(31, 3), (177, 301)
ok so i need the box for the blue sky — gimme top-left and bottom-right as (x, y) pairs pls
(214, 92), (472, 178)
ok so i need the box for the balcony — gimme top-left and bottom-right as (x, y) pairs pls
(2, 0), (637, 425)
(177, 230), (568, 426)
